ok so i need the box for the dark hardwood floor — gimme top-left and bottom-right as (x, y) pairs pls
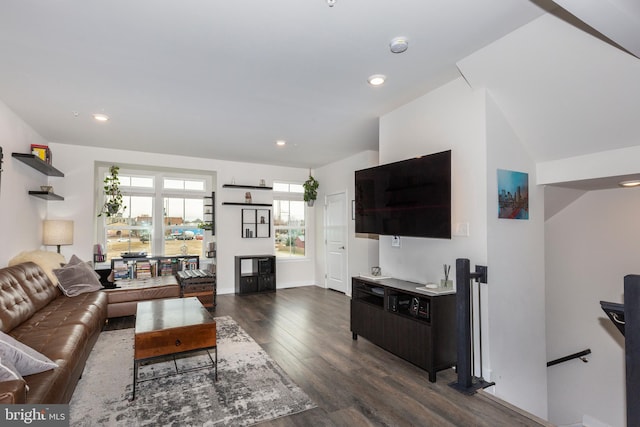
(105, 287), (549, 427)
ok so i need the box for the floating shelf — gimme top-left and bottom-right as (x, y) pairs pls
(28, 191), (64, 201)
(222, 202), (272, 207)
(223, 184), (272, 190)
(12, 153), (64, 177)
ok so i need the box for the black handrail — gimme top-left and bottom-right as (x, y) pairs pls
(547, 349), (591, 367)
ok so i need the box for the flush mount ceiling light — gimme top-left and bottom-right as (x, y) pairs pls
(276, 140), (286, 147)
(389, 37), (409, 54)
(92, 113), (109, 122)
(619, 179), (640, 188)
(368, 74), (386, 86)
(327, 0), (336, 6)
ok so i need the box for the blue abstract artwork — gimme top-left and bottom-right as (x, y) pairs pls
(497, 169), (529, 220)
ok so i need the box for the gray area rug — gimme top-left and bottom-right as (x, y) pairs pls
(70, 316), (316, 426)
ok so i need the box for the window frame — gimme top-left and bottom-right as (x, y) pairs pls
(97, 165), (212, 260)
(273, 181), (308, 260)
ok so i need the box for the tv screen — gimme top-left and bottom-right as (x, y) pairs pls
(355, 150), (451, 238)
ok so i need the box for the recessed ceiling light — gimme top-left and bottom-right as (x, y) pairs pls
(93, 113), (109, 122)
(276, 140), (286, 147)
(368, 74), (386, 86)
(619, 180), (640, 188)
(389, 37), (409, 54)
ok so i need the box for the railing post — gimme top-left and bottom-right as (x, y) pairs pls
(624, 275), (640, 427)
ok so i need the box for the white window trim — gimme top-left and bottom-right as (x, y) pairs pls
(273, 181), (308, 260)
(97, 165), (212, 259)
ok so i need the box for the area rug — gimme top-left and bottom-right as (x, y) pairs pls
(70, 316), (316, 426)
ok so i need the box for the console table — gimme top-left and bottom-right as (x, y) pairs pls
(351, 276), (456, 382)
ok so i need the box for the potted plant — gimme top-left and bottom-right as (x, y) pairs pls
(98, 165), (126, 217)
(303, 175), (319, 207)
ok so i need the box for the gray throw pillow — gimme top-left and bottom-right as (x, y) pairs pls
(53, 257), (102, 297)
(0, 356), (23, 382)
(66, 254), (101, 280)
(0, 331), (57, 377)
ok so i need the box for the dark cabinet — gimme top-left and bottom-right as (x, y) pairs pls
(351, 277), (456, 382)
(235, 255), (276, 295)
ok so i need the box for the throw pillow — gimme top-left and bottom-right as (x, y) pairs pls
(66, 254), (101, 280)
(8, 250), (66, 286)
(0, 356), (23, 382)
(53, 257), (102, 297)
(0, 331), (58, 377)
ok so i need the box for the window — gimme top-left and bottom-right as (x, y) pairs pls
(273, 182), (306, 258)
(98, 166), (212, 261)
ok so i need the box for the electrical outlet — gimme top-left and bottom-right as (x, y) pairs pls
(475, 265), (488, 284)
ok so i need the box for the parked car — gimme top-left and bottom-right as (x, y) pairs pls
(176, 230), (195, 240)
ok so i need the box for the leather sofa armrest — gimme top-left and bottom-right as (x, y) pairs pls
(0, 379), (28, 404)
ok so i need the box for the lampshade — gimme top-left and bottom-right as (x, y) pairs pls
(43, 220), (74, 253)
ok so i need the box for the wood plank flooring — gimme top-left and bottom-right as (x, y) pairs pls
(105, 286), (549, 427)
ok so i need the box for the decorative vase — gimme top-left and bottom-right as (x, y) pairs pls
(245, 192), (252, 203)
(307, 199), (315, 207)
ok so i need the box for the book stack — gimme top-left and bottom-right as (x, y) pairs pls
(160, 259), (173, 276)
(30, 144), (52, 164)
(112, 260), (129, 280)
(135, 260), (152, 279)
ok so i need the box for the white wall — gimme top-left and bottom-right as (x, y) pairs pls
(48, 142), (315, 294)
(486, 94), (547, 417)
(379, 77), (487, 286)
(314, 150), (380, 293)
(546, 188), (633, 427)
(379, 77), (549, 419)
(0, 101), (50, 265)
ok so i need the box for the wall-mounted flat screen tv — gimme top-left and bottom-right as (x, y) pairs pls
(355, 150), (451, 239)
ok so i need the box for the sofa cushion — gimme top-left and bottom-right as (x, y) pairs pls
(9, 250), (66, 286)
(0, 263), (60, 329)
(0, 331), (57, 376)
(0, 264), (39, 333)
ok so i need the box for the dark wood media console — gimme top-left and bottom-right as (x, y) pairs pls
(351, 276), (456, 382)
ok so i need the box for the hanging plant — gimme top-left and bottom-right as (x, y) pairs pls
(303, 175), (319, 207)
(98, 165), (126, 217)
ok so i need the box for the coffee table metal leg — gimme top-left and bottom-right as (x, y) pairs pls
(215, 347), (218, 381)
(132, 359), (138, 401)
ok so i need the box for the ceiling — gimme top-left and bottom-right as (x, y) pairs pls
(0, 0), (551, 168)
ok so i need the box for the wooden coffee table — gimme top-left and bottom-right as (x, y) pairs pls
(132, 297), (217, 400)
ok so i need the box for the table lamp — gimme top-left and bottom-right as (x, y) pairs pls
(43, 220), (74, 253)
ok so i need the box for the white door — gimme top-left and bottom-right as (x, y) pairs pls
(325, 192), (348, 293)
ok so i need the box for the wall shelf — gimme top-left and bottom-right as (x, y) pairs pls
(12, 153), (64, 177)
(223, 184), (272, 190)
(222, 202), (272, 207)
(242, 208), (271, 238)
(28, 191), (64, 201)
(202, 192), (215, 236)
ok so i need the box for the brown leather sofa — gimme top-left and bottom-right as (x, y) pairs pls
(0, 262), (107, 404)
